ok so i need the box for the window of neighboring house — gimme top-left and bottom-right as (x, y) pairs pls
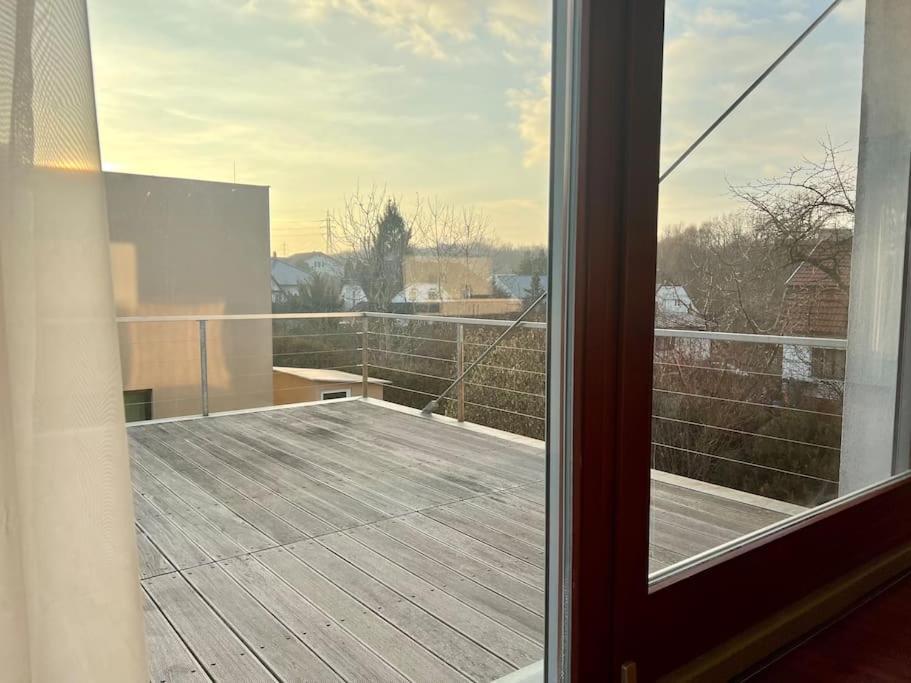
(320, 389), (351, 400)
(123, 389), (152, 422)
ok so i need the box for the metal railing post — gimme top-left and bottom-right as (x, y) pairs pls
(457, 324), (465, 422)
(198, 319), (209, 417)
(361, 315), (369, 398)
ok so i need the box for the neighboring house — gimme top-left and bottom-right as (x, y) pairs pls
(493, 274), (549, 300)
(340, 283), (368, 311)
(389, 281), (523, 316)
(404, 255), (493, 299)
(288, 251), (344, 280)
(271, 256), (312, 303)
(392, 283), (452, 304)
(108, 172), (273, 421)
(654, 284), (710, 361)
(780, 234), (851, 392)
(272, 367), (389, 404)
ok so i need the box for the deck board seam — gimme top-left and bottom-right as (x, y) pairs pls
(141, 583), (220, 683)
(340, 527), (544, 641)
(133, 444), (290, 549)
(176, 564), (335, 683)
(242, 552), (457, 683)
(301, 403), (543, 476)
(277, 544), (490, 682)
(395, 516), (544, 590)
(131, 456), (275, 555)
(422, 506), (545, 559)
(225, 419), (445, 516)
(134, 432), (323, 543)
(366, 521), (544, 618)
(286, 541), (515, 680)
(166, 421), (360, 531)
(134, 478), (547, 575)
(235, 411), (531, 497)
(312, 535), (534, 669)
(242, 408), (541, 503)
(178, 422), (393, 525)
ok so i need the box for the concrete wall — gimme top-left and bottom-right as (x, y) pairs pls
(272, 370), (384, 405)
(107, 172), (273, 419)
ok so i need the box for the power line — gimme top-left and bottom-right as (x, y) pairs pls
(659, 0), (844, 184)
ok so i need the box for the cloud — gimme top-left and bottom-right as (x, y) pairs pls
(272, 0), (547, 61)
(508, 74), (550, 167)
(695, 8), (748, 30)
(833, 0), (865, 24)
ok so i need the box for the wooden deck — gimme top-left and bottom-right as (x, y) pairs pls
(130, 399), (795, 682)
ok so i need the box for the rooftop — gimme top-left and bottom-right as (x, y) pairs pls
(272, 366), (391, 386)
(133, 399), (799, 681)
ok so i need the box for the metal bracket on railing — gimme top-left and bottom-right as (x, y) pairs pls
(199, 319), (209, 417)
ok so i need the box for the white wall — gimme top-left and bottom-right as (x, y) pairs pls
(840, 1), (911, 493)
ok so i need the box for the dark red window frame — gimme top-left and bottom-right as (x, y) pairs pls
(567, 0), (911, 679)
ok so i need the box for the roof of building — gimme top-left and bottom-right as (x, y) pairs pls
(654, 284), (705, 329)
(273, 366), (391, 385)
(781, 234), (852, 338)
(271, 257), (311, 290)
(492, 274), (548, 299)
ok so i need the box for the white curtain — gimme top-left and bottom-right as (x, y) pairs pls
(0, 0), (147, 680)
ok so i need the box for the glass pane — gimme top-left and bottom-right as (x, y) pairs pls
(89, 0), (556, 678)
(652, 0), (911, 578)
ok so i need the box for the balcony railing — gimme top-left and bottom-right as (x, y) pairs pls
(116, 311), (845, 507)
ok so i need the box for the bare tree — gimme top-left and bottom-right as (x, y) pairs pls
(413, 196), (458, 300)
(409, 198), (492, 300)
(730, 137), (855, 291)
(333, 184), (414, 311)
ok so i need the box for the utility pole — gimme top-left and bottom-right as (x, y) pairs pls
(325, 211), (333, 253)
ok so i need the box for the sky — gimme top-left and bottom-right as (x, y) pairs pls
(87, 0), (866, 254)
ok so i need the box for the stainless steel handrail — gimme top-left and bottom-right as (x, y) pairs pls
(116, 310), (847, 424)
(116, 312), (845, 349)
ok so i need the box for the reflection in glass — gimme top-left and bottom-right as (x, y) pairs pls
(651, 0), (911, 577)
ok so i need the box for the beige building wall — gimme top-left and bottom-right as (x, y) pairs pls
(438, 298), (523, 317)
(403, 255), (493, 298)
(107, 172), (273, 419)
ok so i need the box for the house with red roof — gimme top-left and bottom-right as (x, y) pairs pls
(779, 232), (851, 397)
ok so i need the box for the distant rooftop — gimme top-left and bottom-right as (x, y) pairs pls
(493, 274), (548, 300)
(271, 257), (311, 291)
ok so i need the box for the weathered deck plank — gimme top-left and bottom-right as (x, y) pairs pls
(131, 399), (792, 682)
(182, 562), (342, 681)
(289, 537), (514, 681)
(254, 546), (467, 682)
(218, 554), (408, 682)
(143, 573), (278, 681)
(141, 589), (209, 682)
